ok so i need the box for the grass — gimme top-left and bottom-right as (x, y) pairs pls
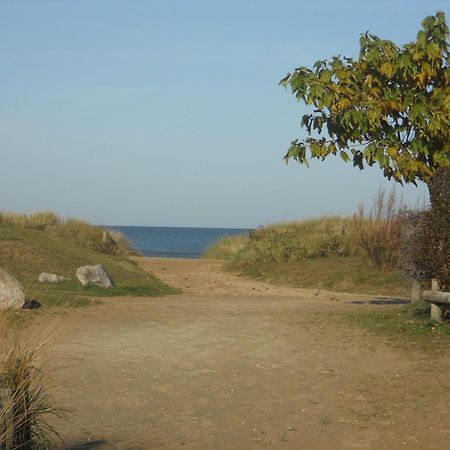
(233, 255), (409, 297)
(344, 301), (450, 342)
(203, 234), (250, 259)
(0, 310), (64, 448)
(0, 211), (136, 257)
(205, 215), (410, 297)
(0, 222), (179, 308)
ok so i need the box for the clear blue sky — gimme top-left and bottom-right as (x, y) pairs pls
(0, 0), (447, 227)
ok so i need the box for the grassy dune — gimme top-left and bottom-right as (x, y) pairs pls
(0, 211), (135, 256)
(0, 221), (179, 307)
(204, 216), (409, 297)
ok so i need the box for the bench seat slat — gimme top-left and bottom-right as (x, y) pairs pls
(422, 290), (450, 304)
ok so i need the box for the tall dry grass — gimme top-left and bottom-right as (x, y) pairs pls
(205, 190), (410, 273)
(352, 189), (406, 269)
(0, 310), (63, 449)
(219, 216), (359, 269)
(203, 234), (249, 259)
(0, 211), (136, 257)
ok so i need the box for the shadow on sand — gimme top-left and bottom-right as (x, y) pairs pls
(64, 440), (108, 450)
(346, 298), (411, 306)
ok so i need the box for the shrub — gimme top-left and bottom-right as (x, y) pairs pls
(401, 168), (450, 291)
(352, 189), (406, 269)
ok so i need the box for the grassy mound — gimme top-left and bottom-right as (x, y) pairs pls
(0, 222), (179, 307)
(204, 216), (409, 297)
(0, 211), (136, 257)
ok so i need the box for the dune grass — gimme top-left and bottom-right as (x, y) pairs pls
(0, 310), (64, 449)
(204, 215), (410, 297)
(203, 234), (250, 259)
(0, 222), (179, 308)
(0, 211), (136, 257)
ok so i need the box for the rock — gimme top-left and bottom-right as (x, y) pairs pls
(22, 299), (41, 310)
(76, 264), (115, 288)
(0, 268), (26, 310)
(38, 273), (68, 283)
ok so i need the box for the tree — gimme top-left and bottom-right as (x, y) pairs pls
(280, 11), (449, 201)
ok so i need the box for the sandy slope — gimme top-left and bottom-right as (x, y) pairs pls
(40, 257), (449, 449)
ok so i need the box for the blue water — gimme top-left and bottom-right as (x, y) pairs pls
(107, 226), (250, 259)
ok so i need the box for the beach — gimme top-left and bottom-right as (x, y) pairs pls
(37, 257), (450, 449)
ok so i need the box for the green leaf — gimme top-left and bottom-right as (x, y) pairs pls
(282, 11), (450, 185)
(340, 151), (350, 162)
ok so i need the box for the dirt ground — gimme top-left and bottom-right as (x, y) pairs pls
(36, 257), (450, 449)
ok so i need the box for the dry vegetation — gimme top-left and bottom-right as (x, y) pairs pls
(204, 190), (411, 297)
(0, 311), (62, 449)
(0, 211), (136, 257)
(353, 190), (406, 269)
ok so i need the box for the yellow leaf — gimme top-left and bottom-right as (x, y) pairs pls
(387, 147), (398, 158)
(338, 97), (351, 111)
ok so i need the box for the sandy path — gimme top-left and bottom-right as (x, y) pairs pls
(40, 258), (450, 449)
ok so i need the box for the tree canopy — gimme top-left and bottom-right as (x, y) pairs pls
(280, 11), (449, 186)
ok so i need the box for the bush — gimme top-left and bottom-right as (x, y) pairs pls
(401, 168), (450, 291)
(352, 189), (406, 269)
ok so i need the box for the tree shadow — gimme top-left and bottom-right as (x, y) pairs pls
(64, 440), (108, 450)
(346, 298), (411, 305)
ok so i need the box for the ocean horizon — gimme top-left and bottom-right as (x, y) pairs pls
(107, 225), (251, 259)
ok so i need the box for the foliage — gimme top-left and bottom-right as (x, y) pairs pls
(280, 12), (450, 185)
(400, 168), (450, 290)
(352, 189), (406, 269)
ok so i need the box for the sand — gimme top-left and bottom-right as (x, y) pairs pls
(37, 257), (450, 449)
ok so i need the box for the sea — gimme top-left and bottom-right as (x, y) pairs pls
(107, 226), (251, 259)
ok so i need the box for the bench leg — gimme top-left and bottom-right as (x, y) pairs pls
(411, 280), (422, 302)
(430, 303), (444, 323)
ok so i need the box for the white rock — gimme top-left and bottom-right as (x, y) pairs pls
(38, 273), (67, 283)
(76, 264), (115, 288)
(0, 268), (26, 310)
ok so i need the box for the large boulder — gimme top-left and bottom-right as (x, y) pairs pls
(76, 264), (115, 288)
(38, 273), (68, 283)
(0, 268), (26, 310)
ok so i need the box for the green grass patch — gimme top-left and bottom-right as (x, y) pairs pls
(344, 302), (450, 341)
(0, 223), (180, 308)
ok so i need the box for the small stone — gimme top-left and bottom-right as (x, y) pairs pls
(38, 273), (68, 283)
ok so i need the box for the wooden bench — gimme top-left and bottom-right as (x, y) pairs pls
(420, 279), (450, 323)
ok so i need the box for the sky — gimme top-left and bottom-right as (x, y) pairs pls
(0, 0), (447, 228)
